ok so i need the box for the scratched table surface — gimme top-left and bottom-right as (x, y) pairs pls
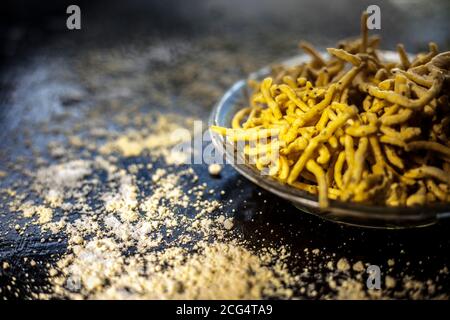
(1, 0), (450, 299)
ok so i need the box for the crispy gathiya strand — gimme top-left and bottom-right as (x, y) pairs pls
(284, 85), (337, 143)
(384, 145), (404, 170)
(299, 41), (326, 67)
(426, 179), (449, 201)
(351, 137), (369, 185)
(210, 126), (280, 142)
(391, 68), (433, 88)
(232, 107), (251, 129)
(317, 145), (331, 164)
(278, 155), (290, 181)
(345, 125), (378, 137)
(278, 84), (310, 112)
(410, 42), (439, 68)
(406, 182), (427, 206)
(334, 151), (346, 189)
(360, 11), (369, 53)
(327, 48), (362, 66)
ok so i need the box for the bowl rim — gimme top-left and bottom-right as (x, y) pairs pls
(209, 51), (450, 225)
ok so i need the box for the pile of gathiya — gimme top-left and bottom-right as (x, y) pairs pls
(211, 13), (450, 208)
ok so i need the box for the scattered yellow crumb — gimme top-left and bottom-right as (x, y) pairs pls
(352, 261), (365, 272)
(208, 164), (222, 176)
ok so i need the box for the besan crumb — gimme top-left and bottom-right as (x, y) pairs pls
(388, 259), (395, 267)
(385, 276), (396, 289)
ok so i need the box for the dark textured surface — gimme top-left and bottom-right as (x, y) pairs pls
(1, 0), (450, 299)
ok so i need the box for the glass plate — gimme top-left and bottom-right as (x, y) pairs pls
(209, 51), (450, 229)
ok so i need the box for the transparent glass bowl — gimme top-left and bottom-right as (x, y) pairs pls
(209, 52), (450, 228)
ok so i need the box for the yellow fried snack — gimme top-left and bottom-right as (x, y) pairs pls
(211, 12), (450, 208)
